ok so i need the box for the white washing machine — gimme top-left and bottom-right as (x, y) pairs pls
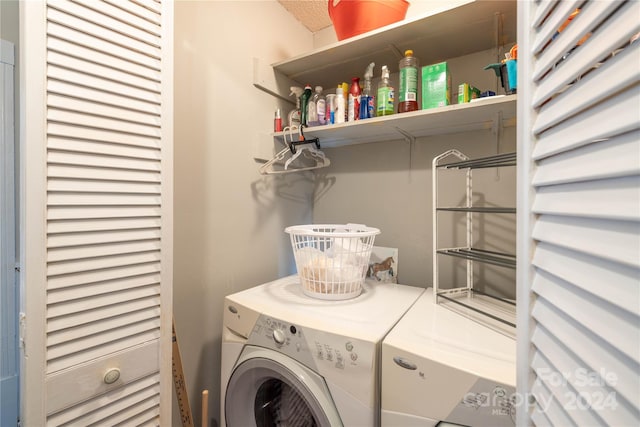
(381, 289), (516, 426)
(221, 275), (424, 426)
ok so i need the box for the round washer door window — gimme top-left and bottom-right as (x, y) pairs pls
(225, 348), (342, 427)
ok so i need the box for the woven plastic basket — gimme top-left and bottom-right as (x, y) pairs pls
(285, 224), (380, 300)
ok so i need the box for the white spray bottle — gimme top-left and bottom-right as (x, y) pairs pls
(288, 86), (304, 127)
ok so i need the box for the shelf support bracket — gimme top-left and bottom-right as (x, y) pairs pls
(393, 126), (416, 173)
(492, 111), (503, 179)
(393, 127), (416, 145)
(252, 57), (297, 105)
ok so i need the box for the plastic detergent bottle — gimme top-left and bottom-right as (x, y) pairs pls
(315, 86), (327, 126)
(359, 62), (375, 119)
(340, 82), (349, 122)
(348, 77), (361, 121)
(300, 84), (313, 126)
(376, 65), (395, 116)
(325, 93), (336, 124)
(288, 86), (303, 127)
(335, 85), (346, 124)
(398, 49), (419, 113)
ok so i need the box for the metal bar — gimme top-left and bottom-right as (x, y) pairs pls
(439, 152), (517, 169)
(437, 248), (517, 269)
(471, 289), (517, 306)
(437, 292), (517, 328)
(436, 207), (517, 213)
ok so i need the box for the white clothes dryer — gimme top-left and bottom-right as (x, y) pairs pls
(221, 275), (424, 427)
(381, 288), (516, 427)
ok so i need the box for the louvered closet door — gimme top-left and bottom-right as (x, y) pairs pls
(21, 1), (173, 425)
(517, 1), (639, 426)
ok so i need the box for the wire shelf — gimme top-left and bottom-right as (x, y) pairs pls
(435, 288), (516, 338)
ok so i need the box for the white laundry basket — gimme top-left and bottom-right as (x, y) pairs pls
(285, 224), (380, 300)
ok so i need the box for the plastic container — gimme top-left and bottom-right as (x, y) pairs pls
(300, 84), (312, 126)
(398, 49), (419, 113)
(376, 65), (395, 116)
(316, 87), (327, 126)
(285, 224), (380, 300)
(288, 86), (303, 127)
(326, 93), (336, 124)
(348, 77), (361, 121)
(307, 86), (323, 127)
(360, 62), (376, 119)
(335, 85), (346, 124)
(274, 108), (282, 132)
(329, 0), (409, 41)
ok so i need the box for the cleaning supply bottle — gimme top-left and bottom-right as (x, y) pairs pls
(335, 85), (346, 124)
(307, 86), (319, 127)
(325, 93), (336, 124)
(348, 77), (361, 121)
(274, 108), (282, 132)
(288, 86), (303, 127)
(340, 82), (349, 122)
(376, 65), (395, 116)
(315, 86), (327, 126)
(398, 49), (419, 113)
(300, 84), (313, 126)
(359, 62), (375, 119)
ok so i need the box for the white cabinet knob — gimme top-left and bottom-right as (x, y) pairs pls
(103, 368), (121, 384)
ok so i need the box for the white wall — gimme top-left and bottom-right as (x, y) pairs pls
(173, 1), (314, 425)
(313, 48), (517, 293)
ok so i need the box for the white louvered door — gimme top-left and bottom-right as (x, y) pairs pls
(517, 1), (639, 426)
(20, 1), (173, 425)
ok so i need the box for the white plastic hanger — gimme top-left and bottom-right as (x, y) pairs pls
(259, 126), (331, 175)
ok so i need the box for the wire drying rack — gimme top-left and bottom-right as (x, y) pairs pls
(432, 149), (517, 338)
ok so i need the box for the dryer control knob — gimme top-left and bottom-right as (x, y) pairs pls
(272, 329), (286, 345)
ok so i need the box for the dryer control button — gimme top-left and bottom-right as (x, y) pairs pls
(272, 329), (286, 345)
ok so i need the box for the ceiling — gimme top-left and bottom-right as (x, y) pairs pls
(278, 0), (333, 32)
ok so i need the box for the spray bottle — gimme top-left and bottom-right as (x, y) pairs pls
(359, 62), (375, 119)
(288, 86), (304, 127)
(376, 65), (395, 116)
(348, 77), (361, 122)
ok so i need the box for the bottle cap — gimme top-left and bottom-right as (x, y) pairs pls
(275, 108), (281, 118)
(405, 49), (413, 56)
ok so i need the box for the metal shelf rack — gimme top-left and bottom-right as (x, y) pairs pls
(432, 149), (517, 337)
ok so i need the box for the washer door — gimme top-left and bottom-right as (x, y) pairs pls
(225, 346), (343, 427)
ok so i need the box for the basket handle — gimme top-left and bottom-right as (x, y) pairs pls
(346, 223), (366, 229)
(328, 0), (341, 20)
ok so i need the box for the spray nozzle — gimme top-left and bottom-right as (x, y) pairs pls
(381, 65), (390, 80)
(364, 62), (375, 81)
(290, 86), (304, 107)
(290, 86), (304, 98)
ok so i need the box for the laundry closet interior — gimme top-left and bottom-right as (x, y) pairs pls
(183, 1), (519, 425)
(4, 0), (637, 426)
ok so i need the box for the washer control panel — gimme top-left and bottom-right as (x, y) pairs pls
(247, 314), (373, 376)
